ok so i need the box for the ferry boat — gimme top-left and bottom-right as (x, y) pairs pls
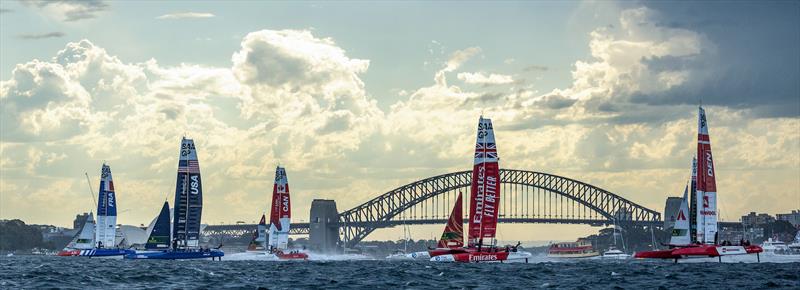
(761, 238), (789, 253)
(431, 116), (532, 263)
(125, 137), (223, 260)
(547, 238), (600, 259)
(634, 107), (763, 261)
(600, 247), (630, 260)
(58, 164), (132, 258)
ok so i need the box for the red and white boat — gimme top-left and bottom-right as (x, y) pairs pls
(431, 116), (532, 263)
(635, 107), (763, 262)
(265, 166), (308, 260)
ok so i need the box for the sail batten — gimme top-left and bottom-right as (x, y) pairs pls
(468, 116), (501, 246)
(696, 107), (718, 244)
(172, 138), (203, 249)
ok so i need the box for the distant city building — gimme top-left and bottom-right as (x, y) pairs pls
(776, 210), (800, 227)
(73, 212), (90, 230)
(663, 197), (683, 230)
(741, 212), (775, 227)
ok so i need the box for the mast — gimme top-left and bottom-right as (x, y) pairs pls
(468, 116), (500, 248)
(690, 157), (698, 243)
(173, 137), (202, 250)
(696, 107), (718, 244)
(95, 164), (117, 249)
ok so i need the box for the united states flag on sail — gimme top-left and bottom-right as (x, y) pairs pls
(178, 160), (200, 173)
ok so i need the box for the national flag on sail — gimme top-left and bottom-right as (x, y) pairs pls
(178, 160), (200, 173)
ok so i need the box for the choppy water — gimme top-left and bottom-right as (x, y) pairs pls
(1, 255), (798, 289)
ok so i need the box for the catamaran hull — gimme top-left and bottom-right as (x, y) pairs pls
(124, 250), (224, 260)
(635, 245), (763, 260)
(57, 249), (132, 258)
(427, 247), (472, 258)
(431, 251), (532, 263)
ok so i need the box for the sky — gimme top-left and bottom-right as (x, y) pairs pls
(1, 1), (798, 242)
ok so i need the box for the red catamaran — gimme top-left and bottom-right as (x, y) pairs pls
(266, 166), (308, 260)
(431, 116), (531, 263)
(635, 107), (763, 261)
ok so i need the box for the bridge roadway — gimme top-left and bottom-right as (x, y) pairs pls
(202, 220), (743, 237)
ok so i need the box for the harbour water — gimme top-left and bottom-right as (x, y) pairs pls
(2, 255), (798, 289)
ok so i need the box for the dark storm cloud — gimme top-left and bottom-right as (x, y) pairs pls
(633, 1), (800, 117)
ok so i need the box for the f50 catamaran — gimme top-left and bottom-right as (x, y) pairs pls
(634, 107), (762, 262)
(432, 116), (531, 263)
(125, 137), (223, 260)
(58, 164), (131, 258)
(265, 166), (308, 260)
(247, 214), (268, 252)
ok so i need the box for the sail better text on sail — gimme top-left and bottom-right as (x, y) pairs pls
(468, 117), (501, 246)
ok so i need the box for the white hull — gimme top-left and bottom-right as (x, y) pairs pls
(406, 251), (430, 260)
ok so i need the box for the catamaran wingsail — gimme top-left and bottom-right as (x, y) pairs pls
(58, 164), (131, 258)
(426, 192), (469, 258)
(432, 116), (531, 263)
(635, 107), (763, 261)
(125, 137), (223, 260)
(265, 166), (308, 260)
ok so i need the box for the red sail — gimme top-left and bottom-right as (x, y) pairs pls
(438, 192), (464, 248)
(270, 167), (291, 231)
(696, 107), (718, 243)
(468, 116), (501, 246)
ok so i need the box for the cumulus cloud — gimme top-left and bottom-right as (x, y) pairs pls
(1, 6), (797, 234)
(457, 72), (514, 85)
(156, 12), (215, 19)
(22, 0), (109, 22)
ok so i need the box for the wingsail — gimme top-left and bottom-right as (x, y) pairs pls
(468, 116), (501, 247)
(248, 214), (268, 251)
(95, 164), (117, 249)
(268, 166), (291, 250)
(696, 107), (718, 244)
(172, 137), (203, 249)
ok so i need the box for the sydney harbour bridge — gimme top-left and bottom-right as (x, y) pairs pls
(204, 168), (665, 251)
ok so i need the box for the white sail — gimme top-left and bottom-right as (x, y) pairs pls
(66, 213), (95, 250)
(669, 185), (691, 246)
(95, 164), (118, 248)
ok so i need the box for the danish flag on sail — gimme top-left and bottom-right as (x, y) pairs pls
(696, 107), (718, 244)
(468, 116), (501, 246)
(438, 192), (464, 248)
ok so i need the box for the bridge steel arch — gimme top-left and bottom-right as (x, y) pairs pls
(339, 169), (661, 248)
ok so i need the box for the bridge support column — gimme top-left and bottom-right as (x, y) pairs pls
(309, 199), (340, 254)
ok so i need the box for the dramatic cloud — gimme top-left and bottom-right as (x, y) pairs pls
(156, 12), (215, 19)
(17, 32), (65, 40)
(22, 0), (109, 22)
(1, 5), (797, 238)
